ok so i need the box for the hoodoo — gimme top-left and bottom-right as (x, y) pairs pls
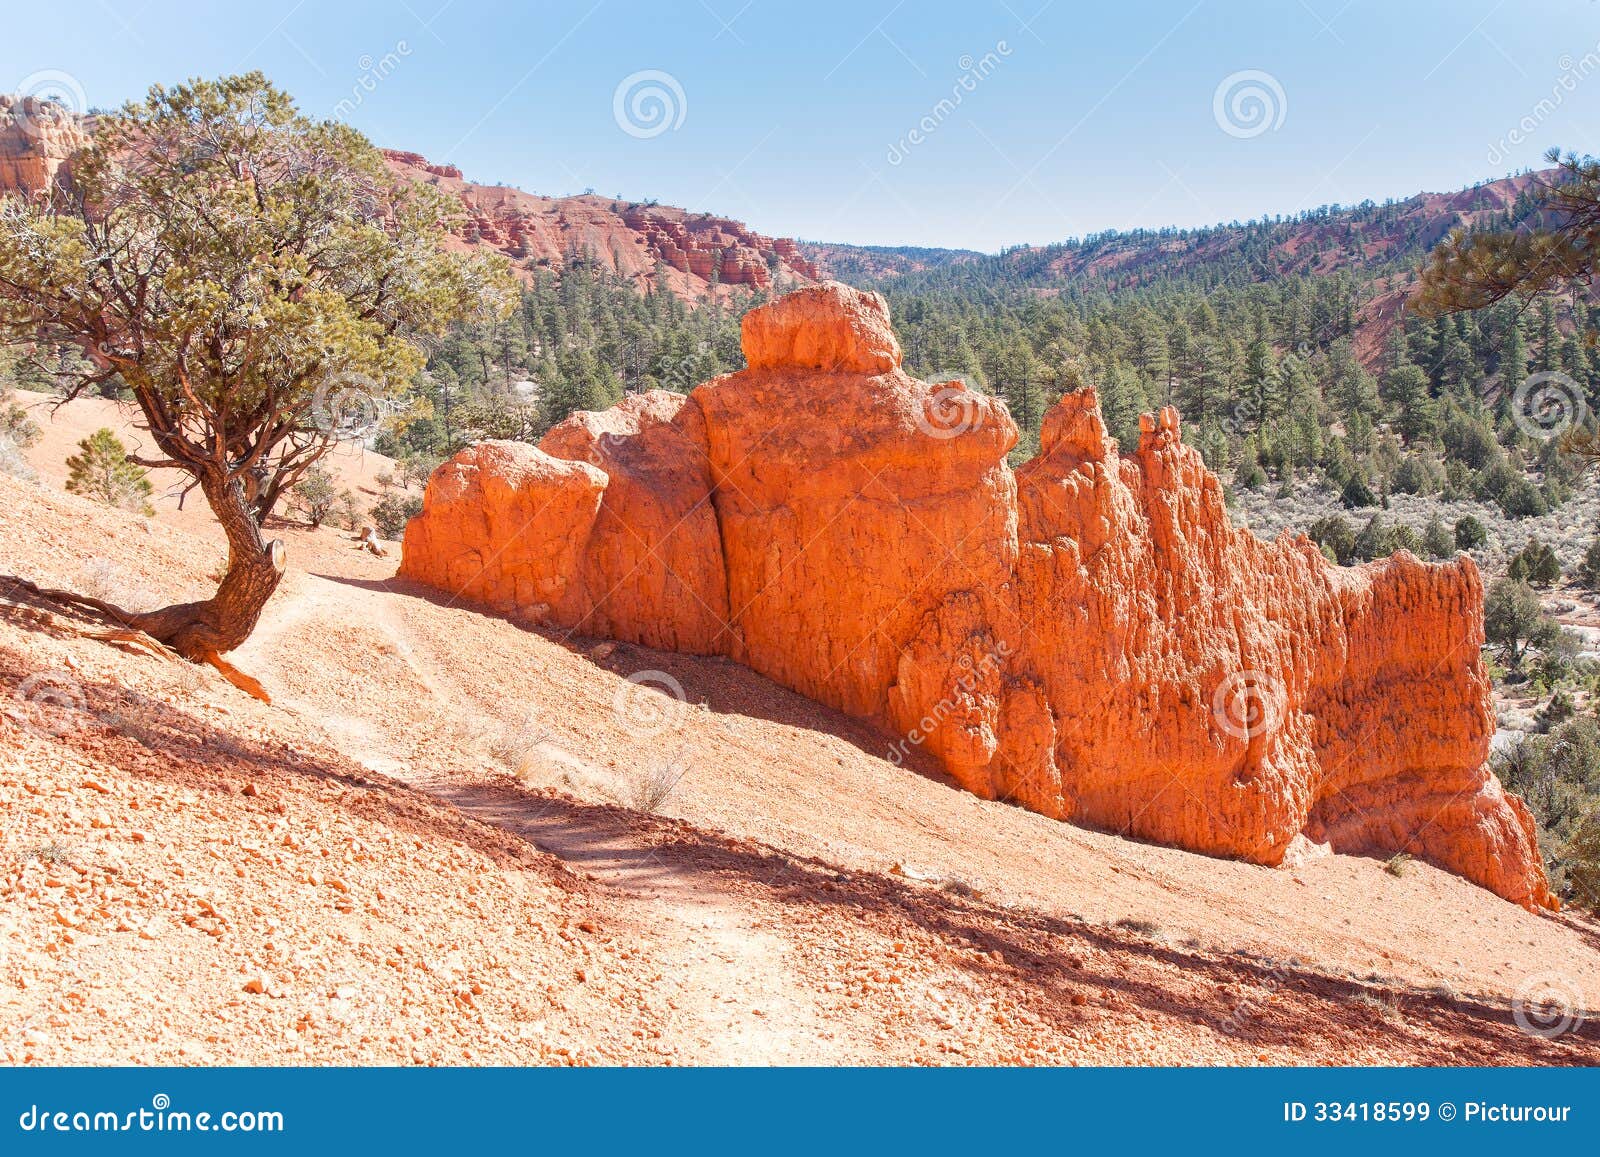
(401, 281), (1552, 910)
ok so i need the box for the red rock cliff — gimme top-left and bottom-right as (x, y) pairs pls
(381, 149), (817, 300)
(402, 282), (1551, 909)
(0, 114), (814, 303)
(0, 97), (90, 198)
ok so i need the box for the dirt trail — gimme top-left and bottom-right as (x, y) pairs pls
(226, 521), (1600, 1030)
(241, 571), (846, 1064)
(426, 779), (847, 1064)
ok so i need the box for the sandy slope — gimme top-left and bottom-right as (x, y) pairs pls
(2, 392), (1598, 1065)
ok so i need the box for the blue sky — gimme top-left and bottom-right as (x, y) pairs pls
(5, 0), (1600, 250)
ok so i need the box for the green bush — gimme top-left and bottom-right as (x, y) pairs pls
(399, 454), (443, 490)
(1538, 688), (1577, 730)
(1566, 811), (1600, 912)
(1454, 515), (1487, 551)
(1234, 455), (1267, 490)
(1497, 475), (1548, 519)
(1508, 537), (1562, 588)
(370, 492), (423, 539)
(1391, 454), (1445, 496)
(1485, 578), (1560, 672)
(1340, 472), (1377, 509)
(1308, 515), (1357, 566)
(1, 387), (40, 449)
(335, 489), (362, 532)
(1352, 513), (1393, 561)
(1494, 718), (1600, 909)
(1441, 410), (1502, 470)
(1422, 516), (1455, 560)
(287, 465), (339, 527)
(1578, 536), (1600, 589)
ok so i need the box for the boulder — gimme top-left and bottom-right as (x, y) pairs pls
(739, 282), (901, 375)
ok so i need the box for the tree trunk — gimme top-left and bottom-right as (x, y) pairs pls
(130, 471), (285, 660)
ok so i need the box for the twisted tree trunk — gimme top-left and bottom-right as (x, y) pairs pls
(130, 471), (285, 662)
(8, 470), (285, 701)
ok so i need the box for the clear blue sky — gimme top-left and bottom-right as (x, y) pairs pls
(5, 0), (1599, 251)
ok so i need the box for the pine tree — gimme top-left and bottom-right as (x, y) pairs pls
(1500, 312), (1528, 394)
(65, 428), (156, 516)
(1536, 298), (1560, 373)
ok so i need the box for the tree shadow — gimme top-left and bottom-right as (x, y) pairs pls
(311, 570), (959, 787)
(436, 775), (1600, 1066)
(0, 638), (568, 885)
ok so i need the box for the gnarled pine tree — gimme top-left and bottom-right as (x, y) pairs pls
(0, 74), (513, 679)
(1413, 150), (1598, 317)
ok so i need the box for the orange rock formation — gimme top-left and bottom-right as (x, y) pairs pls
(403, 281), (1551, 910)
(0, 97), (90, 198)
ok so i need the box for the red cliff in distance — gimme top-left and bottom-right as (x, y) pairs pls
(401, 282), (1553, 911)
(0, 111), (815, 304)
(381, 149), (818, 300)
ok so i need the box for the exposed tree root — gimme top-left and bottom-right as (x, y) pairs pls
(0, 576), (271, 703)
(0, 576), (140, 629)
(91, 628), (183, 662)
(198, 650), (272, 704)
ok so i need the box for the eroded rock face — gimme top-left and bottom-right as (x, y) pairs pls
(403, 282), (1552, 909)
(399, 394), (729, 653)
(739, 281), (902, 374)
(381, 149), (818, 299)
(536, 390), (728, 654)
(0, 122), (817, 302)
(0, 97), (90, 198)
(399, 440), (606, 621)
